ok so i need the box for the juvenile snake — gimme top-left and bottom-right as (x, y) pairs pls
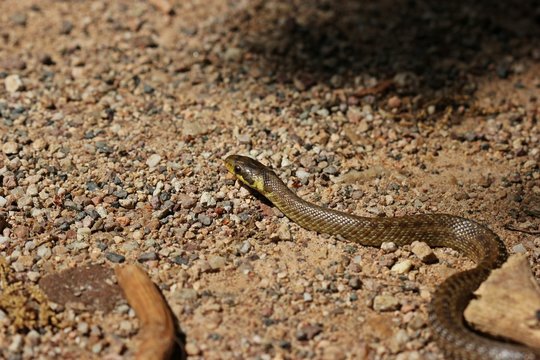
(225, 155), (539, 360)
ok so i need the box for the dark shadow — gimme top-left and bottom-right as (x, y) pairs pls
(163, 291), (188, 360)
(222, 0), (539, 115)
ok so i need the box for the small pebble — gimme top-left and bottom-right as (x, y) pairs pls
(185, 342), (201, 355)
(512, 243), (526, 253)
(323, 165), (338, 175)
(387, 96), (401, 108)
(146, 154), (161, 168)
(453, 191), (470, 201)
(296, 324), (323, 340)
(4, 74), (24, 93)
(224, 47), (242, 62)
(8, 334), (23, 352)
(2, 141), (19, 155)
(27, 271), (40, 282)
(208, 255), (226, 270)
(37, 245), (52, 259)
(411, 241), (438, 264)
(348, 277), (362, 290)
(91, 343), (103, 354)
(273, 223), (291, 241)
(179, 194), (197, 209)
(77, 322), (89, 335)
(238, 240), (251, 254)
(373, 294), (400, 311)
(295, 169), (310, 182)
(200, 192), (216, 207)
(198, 214), (213, 226)
(237, 134), (251, 144)
(381, 242), (397, 253)
(138, 252), (158, 262)
(391, 260), (413, 274)
(105, 252), (125, 263)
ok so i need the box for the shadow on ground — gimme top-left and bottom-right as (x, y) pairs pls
(222, 0), (539, 106)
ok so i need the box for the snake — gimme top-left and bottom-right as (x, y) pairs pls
(224, 154), (539, 360)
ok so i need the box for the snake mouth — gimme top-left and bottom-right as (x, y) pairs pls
(224, 157), (235, 175)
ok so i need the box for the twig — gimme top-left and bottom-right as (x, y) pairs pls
(115, 265), (178, 360)
(504, 224), (540, 235)
(355, 79), (394, 97)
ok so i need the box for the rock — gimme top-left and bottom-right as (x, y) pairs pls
(348, 277), (362, 290)
(138, 252), (158, 262)
(178, 194), (197, 209)
(17, 195), (33, 208)
(8, 334), (23, 352)
(381, 242), (397, 253)
(523, 160), (537, 170)
(373, 294), (400, 311)
(77, 227), (91, 241)
(27, 271), (40, 282)
(208, 255), (226, 270)
(410, 241), (438, 264)
(296, 323), (323, 340)
(295, 169), (310, 182)
(200, 192), (216, 207)
(387, 96), (401, 109)
(391, 260), (413, 274)
(146, 154), (161, 168)
(512, 244), (527, 254)
(105, 252), (125, 263)
(224, 47), (243, 62)
(37, 245), (52, 259)
(77, 322), (89, 335)
(464, 254), (540, 348)
(389, 329), (409, 353)
(238, 240), (251, 254)
(479, 175), (493, 188)
(453, 191), (470, 201)
(173, 288), (197, 301)
(323, 165), (338, 175)
(237, 134), (251, 144)
(185, 342), (201, 356)
(198, 214), (213, 226)
(13, 226), (29, 240)
(4, 74), (24, 93)
(273, 223), (291, 241)
(2, 141), (19, 155)
(358, 120), (370, 133)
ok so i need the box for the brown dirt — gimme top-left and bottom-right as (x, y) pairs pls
(0, 0), (539, 359)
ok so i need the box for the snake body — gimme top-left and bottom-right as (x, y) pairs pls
(225, 155), (539, 359)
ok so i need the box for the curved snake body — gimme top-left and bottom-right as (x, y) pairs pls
(225, 155), (539, 359)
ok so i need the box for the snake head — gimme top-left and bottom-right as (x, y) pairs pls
(224, 155), (269, 193)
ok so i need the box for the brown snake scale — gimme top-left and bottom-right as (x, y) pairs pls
(225, 155), (539, 360)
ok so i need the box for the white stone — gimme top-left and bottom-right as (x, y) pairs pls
(391, 259), (413, 274)
(4, 74), (24, 93)
(2, 141), (19, 155)
(146, 153), (161, 168)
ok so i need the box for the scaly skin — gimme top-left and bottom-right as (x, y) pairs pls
(225, 154), (539, 360)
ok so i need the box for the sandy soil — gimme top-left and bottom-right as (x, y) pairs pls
(0, 0), (539, 359)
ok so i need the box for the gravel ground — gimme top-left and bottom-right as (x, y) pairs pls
(1, 0), (539, 359)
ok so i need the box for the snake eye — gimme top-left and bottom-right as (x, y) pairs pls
(234, 165), (242, 174)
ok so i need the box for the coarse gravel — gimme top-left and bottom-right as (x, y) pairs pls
(1, 0), (539, 359)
